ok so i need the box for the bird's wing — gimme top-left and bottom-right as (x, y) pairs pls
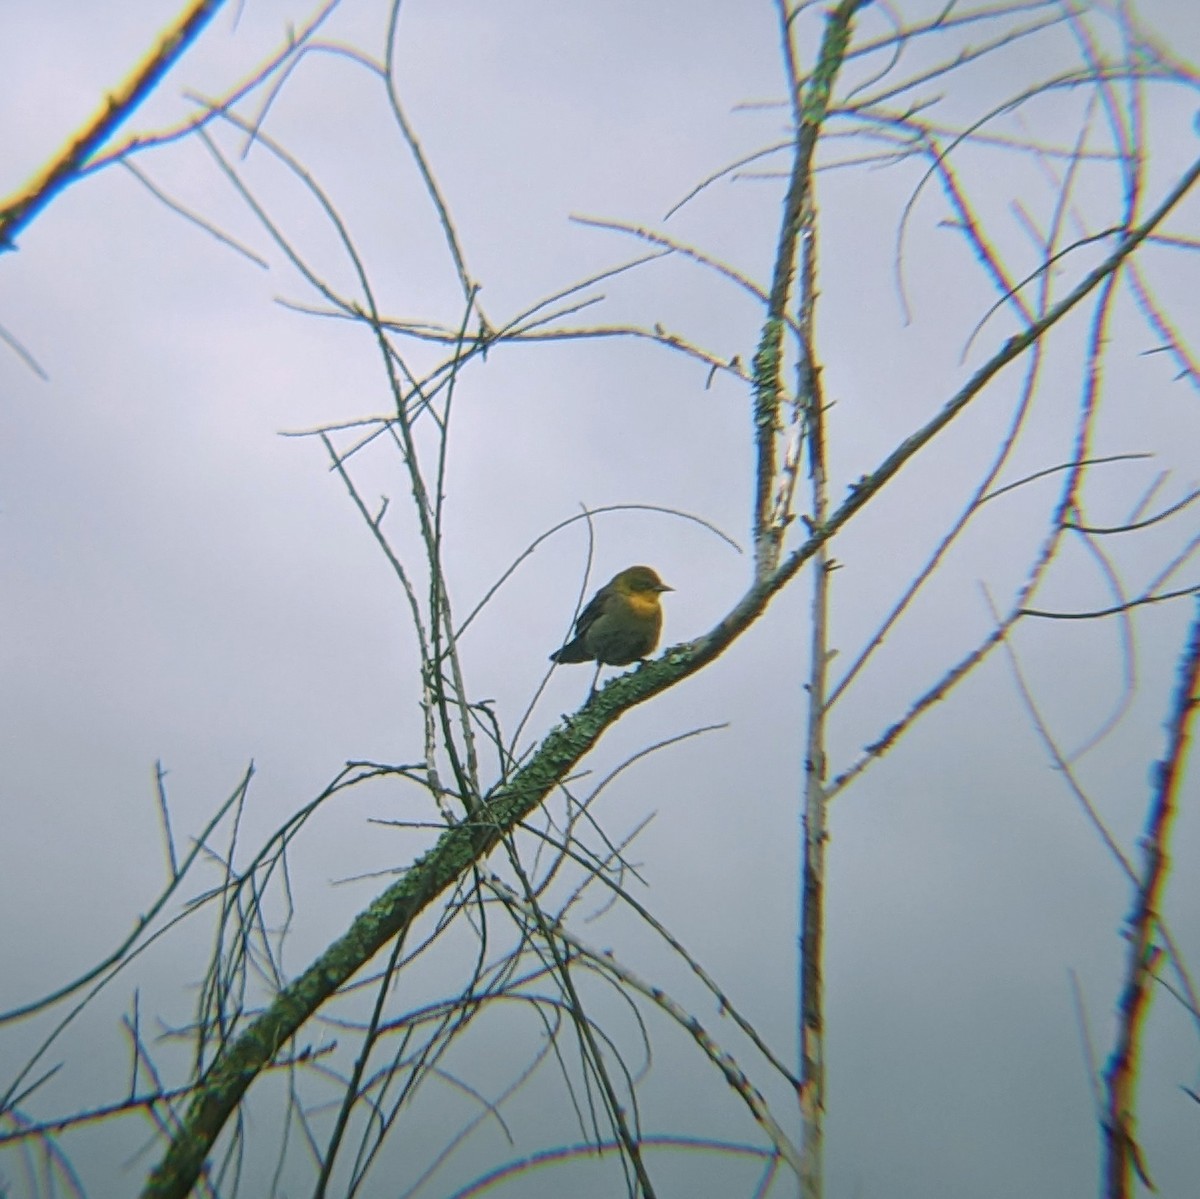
(573, 582), (614, 637)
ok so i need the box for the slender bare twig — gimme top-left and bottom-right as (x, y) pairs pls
(1102, 597), (1200, 1198)
(796, 150), (831, 1199)
(483, 874), (806, 1177)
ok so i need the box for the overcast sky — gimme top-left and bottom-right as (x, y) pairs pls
(2, 2), (1200, 1197)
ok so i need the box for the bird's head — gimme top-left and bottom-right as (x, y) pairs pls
(615, 565), (673, 596)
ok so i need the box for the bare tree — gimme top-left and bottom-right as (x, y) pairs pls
(2, 3), (1198, 1198)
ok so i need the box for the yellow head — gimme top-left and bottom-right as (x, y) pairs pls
(611, 565), (673, 597)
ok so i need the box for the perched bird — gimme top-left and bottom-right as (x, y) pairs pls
(550, 566), (673, 667)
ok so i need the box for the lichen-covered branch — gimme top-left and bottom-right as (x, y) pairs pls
(751, 0), (871, 576)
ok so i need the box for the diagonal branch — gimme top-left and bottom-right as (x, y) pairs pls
(0, 0), (227, 251)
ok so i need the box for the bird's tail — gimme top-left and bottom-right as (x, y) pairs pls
(549, 637), (590, 664)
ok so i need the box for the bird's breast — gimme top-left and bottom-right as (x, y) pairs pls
(624, 593), (662, 619)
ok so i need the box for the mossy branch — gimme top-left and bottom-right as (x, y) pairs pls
(752, 0), (871, 575)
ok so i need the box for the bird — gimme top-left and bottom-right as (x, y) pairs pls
(550, 566), (673, 668)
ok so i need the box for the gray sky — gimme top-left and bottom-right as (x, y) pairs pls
(2, 2), (1200, 1196)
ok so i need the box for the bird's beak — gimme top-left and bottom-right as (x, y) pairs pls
(657, 583), (674, 592)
